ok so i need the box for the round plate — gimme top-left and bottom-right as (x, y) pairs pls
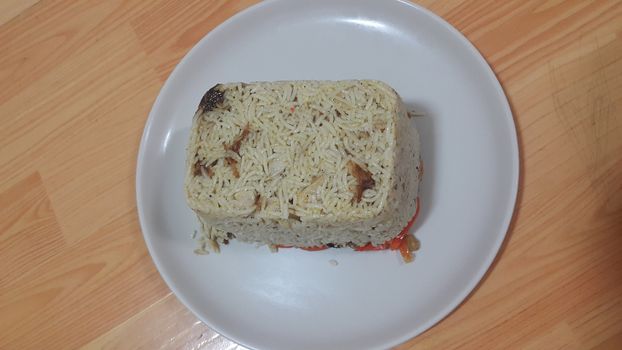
(136, 1), (519, 349)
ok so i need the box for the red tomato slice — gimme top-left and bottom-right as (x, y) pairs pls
(354, 242), (388, 251)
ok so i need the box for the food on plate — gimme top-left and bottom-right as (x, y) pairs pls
(185, 80), (422, 261)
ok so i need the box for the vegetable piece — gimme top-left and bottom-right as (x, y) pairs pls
(399, 239), (414, 263)
(389, 236), (403, 250)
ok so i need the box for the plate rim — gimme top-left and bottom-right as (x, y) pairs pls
(135, 0), (520, 349)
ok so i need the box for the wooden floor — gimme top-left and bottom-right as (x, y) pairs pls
(1, 0), (621, 349)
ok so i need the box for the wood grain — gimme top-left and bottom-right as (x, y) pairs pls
(1, 0), (621, 349)
(0, 0), (40, 26)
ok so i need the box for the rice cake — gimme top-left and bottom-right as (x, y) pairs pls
(184, 80), (421, 249)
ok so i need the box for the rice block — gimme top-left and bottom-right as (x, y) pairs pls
(184, 80), (421, 249)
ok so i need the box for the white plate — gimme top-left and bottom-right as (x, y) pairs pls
(136, 0), (519, 349)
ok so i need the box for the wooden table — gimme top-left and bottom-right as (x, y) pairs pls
(1, 1), (621, 349)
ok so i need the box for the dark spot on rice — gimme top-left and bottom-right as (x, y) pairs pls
(199, 84), (225, 112)
(193, 159), (214, 178)
(347, 160), (375, 203)
(193, 160), (202, 176)
(254, 194), (262, 212)
(225, 157), (240, 178)
(288, 213), (301, 222)
(224, 124), (250, 155)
